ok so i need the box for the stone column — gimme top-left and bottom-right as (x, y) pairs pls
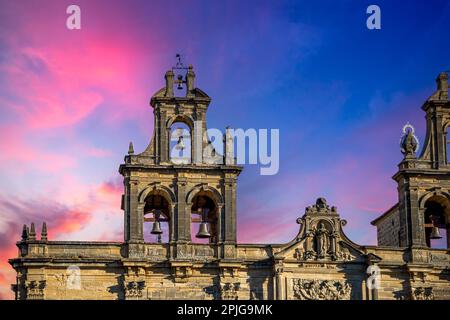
(160, 110), (168, 163)
(274, 264), (284, 300)
(447, 223), (450, 249)
(169, 204), (176, 243)
(223, 177), (236, 244)
(193, 119), (203, 164)
(436, 114), (446, 168)
(409, 188), (426, 247)
(128, 179), (143, 243)
(176, 178), (189, 243)
(217, 204), (224, 244)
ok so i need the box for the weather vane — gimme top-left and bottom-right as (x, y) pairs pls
(173, 53), (189, 90)
(173, 53), (188, 70)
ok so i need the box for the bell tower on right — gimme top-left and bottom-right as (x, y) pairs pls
(372, 72), (450, 249)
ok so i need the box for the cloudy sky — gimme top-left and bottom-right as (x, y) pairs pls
(0, 0), (449, 299)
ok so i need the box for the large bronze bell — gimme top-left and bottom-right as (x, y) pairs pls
(430, 226), (442, 239)
(196, 222), (211, 238)
(151, 221), (163, 235)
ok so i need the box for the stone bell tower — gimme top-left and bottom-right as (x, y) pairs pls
(374, 72), (450, 249)
(119, 56), (242, 260)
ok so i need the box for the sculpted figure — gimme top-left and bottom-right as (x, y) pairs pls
(316, 222), (329, 258)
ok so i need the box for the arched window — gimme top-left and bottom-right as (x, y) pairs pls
(169, 121), (191, 164)
(424, 196), (449, 249)
(190, 192), (218, 244)
(143, 194), (170, 243)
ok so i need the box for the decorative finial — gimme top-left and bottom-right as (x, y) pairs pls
(437, 71), (449, 92)
(128, 141), (134, 155)
(430, 71), (449, 101)
(41, 222), (48, 241)
(21, 224), (29, 241)
(316, 197), (327, 208)
(400, 123), (419, 159)
(29, 222), (36, 240)
(175, 53), (185, 69)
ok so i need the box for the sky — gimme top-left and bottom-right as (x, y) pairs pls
(0, 0), (449, 299)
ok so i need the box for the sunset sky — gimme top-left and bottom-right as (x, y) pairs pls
(0, 0), (449, 299)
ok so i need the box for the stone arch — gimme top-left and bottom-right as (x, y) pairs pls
(419, 191), (450, 248)
(418, 190), (450, 209)
(167, 115), (195, 164)
(139, 184), (175, 243)
(139, 184), (176, 205)
(186, 184), (224, 205)
(186, 184), (223, 244)
(166, 114), (195, 132)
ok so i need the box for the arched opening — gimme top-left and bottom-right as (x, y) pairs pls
(143, 194), (170, 243)
(169, 121), (191, 164)
(190, 192), (218, 244)
(423, 195), (449, 249)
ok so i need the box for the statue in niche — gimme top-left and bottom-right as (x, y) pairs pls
(315, 222), (330, 259)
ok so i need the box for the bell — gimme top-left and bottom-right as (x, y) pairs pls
(151, 221), (162, 235)
(430, 226), (442, 239)
(175, 136), (185, 150)
(196, 222), (211, 238)
(177, 75), (184, 90)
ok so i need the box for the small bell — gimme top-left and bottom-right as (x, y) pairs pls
(175, 136), (185, 150)
(177, 74), (184, 90)
(196, 222), (211, 238)
(430, 226), (442, 239)
(151, 221), (163, 235)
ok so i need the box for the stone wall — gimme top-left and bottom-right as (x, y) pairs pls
(8, 240), (450, 300)
(374, 208), (400, 247)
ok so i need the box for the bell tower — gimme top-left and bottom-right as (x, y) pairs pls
(119, 56), (242, 260)
(393, 72), (450, 248)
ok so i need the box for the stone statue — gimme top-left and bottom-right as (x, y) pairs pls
(316, 222), (329, 258)
(400, 123), (419, 159)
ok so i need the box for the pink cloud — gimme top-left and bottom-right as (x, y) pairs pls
(0, 175), (124, 299)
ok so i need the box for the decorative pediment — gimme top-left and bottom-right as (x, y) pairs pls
(275, 198), (366, 263)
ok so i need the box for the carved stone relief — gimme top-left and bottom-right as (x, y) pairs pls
(123, 280), (146, 299)
(25, 280), (46, 300)
(220, 282), (240, 300)
(194, 246), (214, 260)
(292, 279), (351, 300)
(411, 287), (434, 300)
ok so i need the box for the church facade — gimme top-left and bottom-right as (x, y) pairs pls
(9, 64), (450, 300)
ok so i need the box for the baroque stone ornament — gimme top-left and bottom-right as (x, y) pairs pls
(411, 287), (434, 300)
(285, 198), (361, 263)
(25, 280), (46, 300)
(220, 282), (240, 300)
(124, 281), (146, 299)
(292, 279), (351, 300)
